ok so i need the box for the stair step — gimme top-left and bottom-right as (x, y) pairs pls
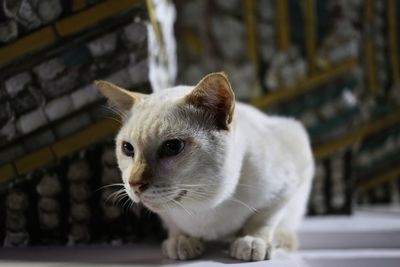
(299, 249), (400, 267)
(299, 212), (400, 249)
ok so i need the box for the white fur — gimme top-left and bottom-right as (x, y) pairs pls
(113, 85), (314, 261)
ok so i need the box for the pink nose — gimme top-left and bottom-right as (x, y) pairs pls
(129, 181), (149, 194)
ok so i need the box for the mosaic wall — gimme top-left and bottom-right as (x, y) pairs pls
(1, 142), (165, 247)
(0, 0), (158, 247)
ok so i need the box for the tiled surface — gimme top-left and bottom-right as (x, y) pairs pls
(0, 212), (400, 267)
(0, 245), (302, 267)
(299, 212), (400, 249)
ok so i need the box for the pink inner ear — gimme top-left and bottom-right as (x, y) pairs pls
(95, 80), (145, 112)
(186, 73), (235, 129)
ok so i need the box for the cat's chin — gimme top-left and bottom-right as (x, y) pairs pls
(139, 199), (163, 212)
(127, 194), (160, 211)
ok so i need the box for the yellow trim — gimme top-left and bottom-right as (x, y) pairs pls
(0, 119), (120, 184)
(56, 0), (141, 37)
(364, 0), (378, 95)
(314, 109), (400, 159)
(275, 0), (290, 50)
(388, 0), (400, 83)
(365, 41), (377, 94)
(304, 0), (316, 73)
(52, 119), (119, 158)
(250, 59), (357, 108)
(0, 164), (17, 184)
(182, 30), (203, 55)
(0, 27), (56, 67)
(0, 0), (143, 67)
(72, 0), (86, 12)
(356, 166), (400, 192)
(15, 148), (55, 175)
(244, 0), (259, 65)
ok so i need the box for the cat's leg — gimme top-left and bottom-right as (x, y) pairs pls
(229, 205), (287, 261)
(273, 227), (298, 251)
(162, 235), (204, 260)
(160, 216), (205, 260)
(230, 179), (311, 261)
(273, 178), (312, 251)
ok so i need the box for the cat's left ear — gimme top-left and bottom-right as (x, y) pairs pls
(94, 80), (145, 112)
(185, 72), (235, 130)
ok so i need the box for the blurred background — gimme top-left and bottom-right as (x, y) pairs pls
(0, 0), (399, 248)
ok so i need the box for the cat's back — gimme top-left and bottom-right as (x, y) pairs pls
(236, 102), (307, 138)
(235, 102), (313, 167)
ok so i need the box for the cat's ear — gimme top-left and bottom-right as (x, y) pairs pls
(94, 80), (144, 112)
(185, 72), (235, 130)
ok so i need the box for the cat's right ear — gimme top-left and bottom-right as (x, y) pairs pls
(94, 80), (144, 112)
(185, 72), (235, 130)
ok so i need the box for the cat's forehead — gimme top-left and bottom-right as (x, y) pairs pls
(130, 86), (192, 112)
(149, 85), (193, 100)
(118, 86), (196, 142)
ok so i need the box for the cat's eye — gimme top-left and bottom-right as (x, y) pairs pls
(159, 139), (185, 157)
(122, 141), (135, 157)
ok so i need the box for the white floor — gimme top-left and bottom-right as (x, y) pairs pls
(1, 211), (400, 267)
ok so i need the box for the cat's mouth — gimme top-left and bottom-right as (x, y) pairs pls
(139, 190), (187, 211)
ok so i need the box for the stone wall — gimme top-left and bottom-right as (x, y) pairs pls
(1, 141), (165, 246)
(0, 0), (160, 246)
(0, 0), (150, 175)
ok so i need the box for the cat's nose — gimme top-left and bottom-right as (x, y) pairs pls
(130, 181), (149, 195)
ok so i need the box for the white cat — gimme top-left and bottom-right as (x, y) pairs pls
(95, 73), (314, 261)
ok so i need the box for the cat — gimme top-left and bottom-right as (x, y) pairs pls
(95, 72), (315, 261)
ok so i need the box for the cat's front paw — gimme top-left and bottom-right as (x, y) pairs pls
(230, 235), (272, 261)
(162, 235), (204, 260)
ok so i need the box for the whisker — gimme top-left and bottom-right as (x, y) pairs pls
(115, 194), (129, 207)
(104, 189), (125, 204)
(101, 104), (128, 120)
(102, 104), (123, 117)
(187, 189), (258, 213)
(110, 190), (128, 205)
(112, 193), (124, 205)
(106, 116), (123, 125)
(176, 182), (260, 190)
(226, 197), (258, 213)
(173, 199), (193, 217)
(181, 192), (209, 207)
(94, 183), (124, 193)
(161, 195), (194, 217)
(105, 188), (125, 198)
(237, 183), (262, 189)
(128, 199), (136, 211)
(187, 190), (211, 197)
(122, 197), (132, 212)
(175, 183), (219, 187)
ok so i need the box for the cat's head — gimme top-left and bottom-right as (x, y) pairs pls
(95, 73), (236, 213)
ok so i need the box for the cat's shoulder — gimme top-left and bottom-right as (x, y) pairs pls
(235, 102), (308, 141)
(237, 103), (303, 128)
